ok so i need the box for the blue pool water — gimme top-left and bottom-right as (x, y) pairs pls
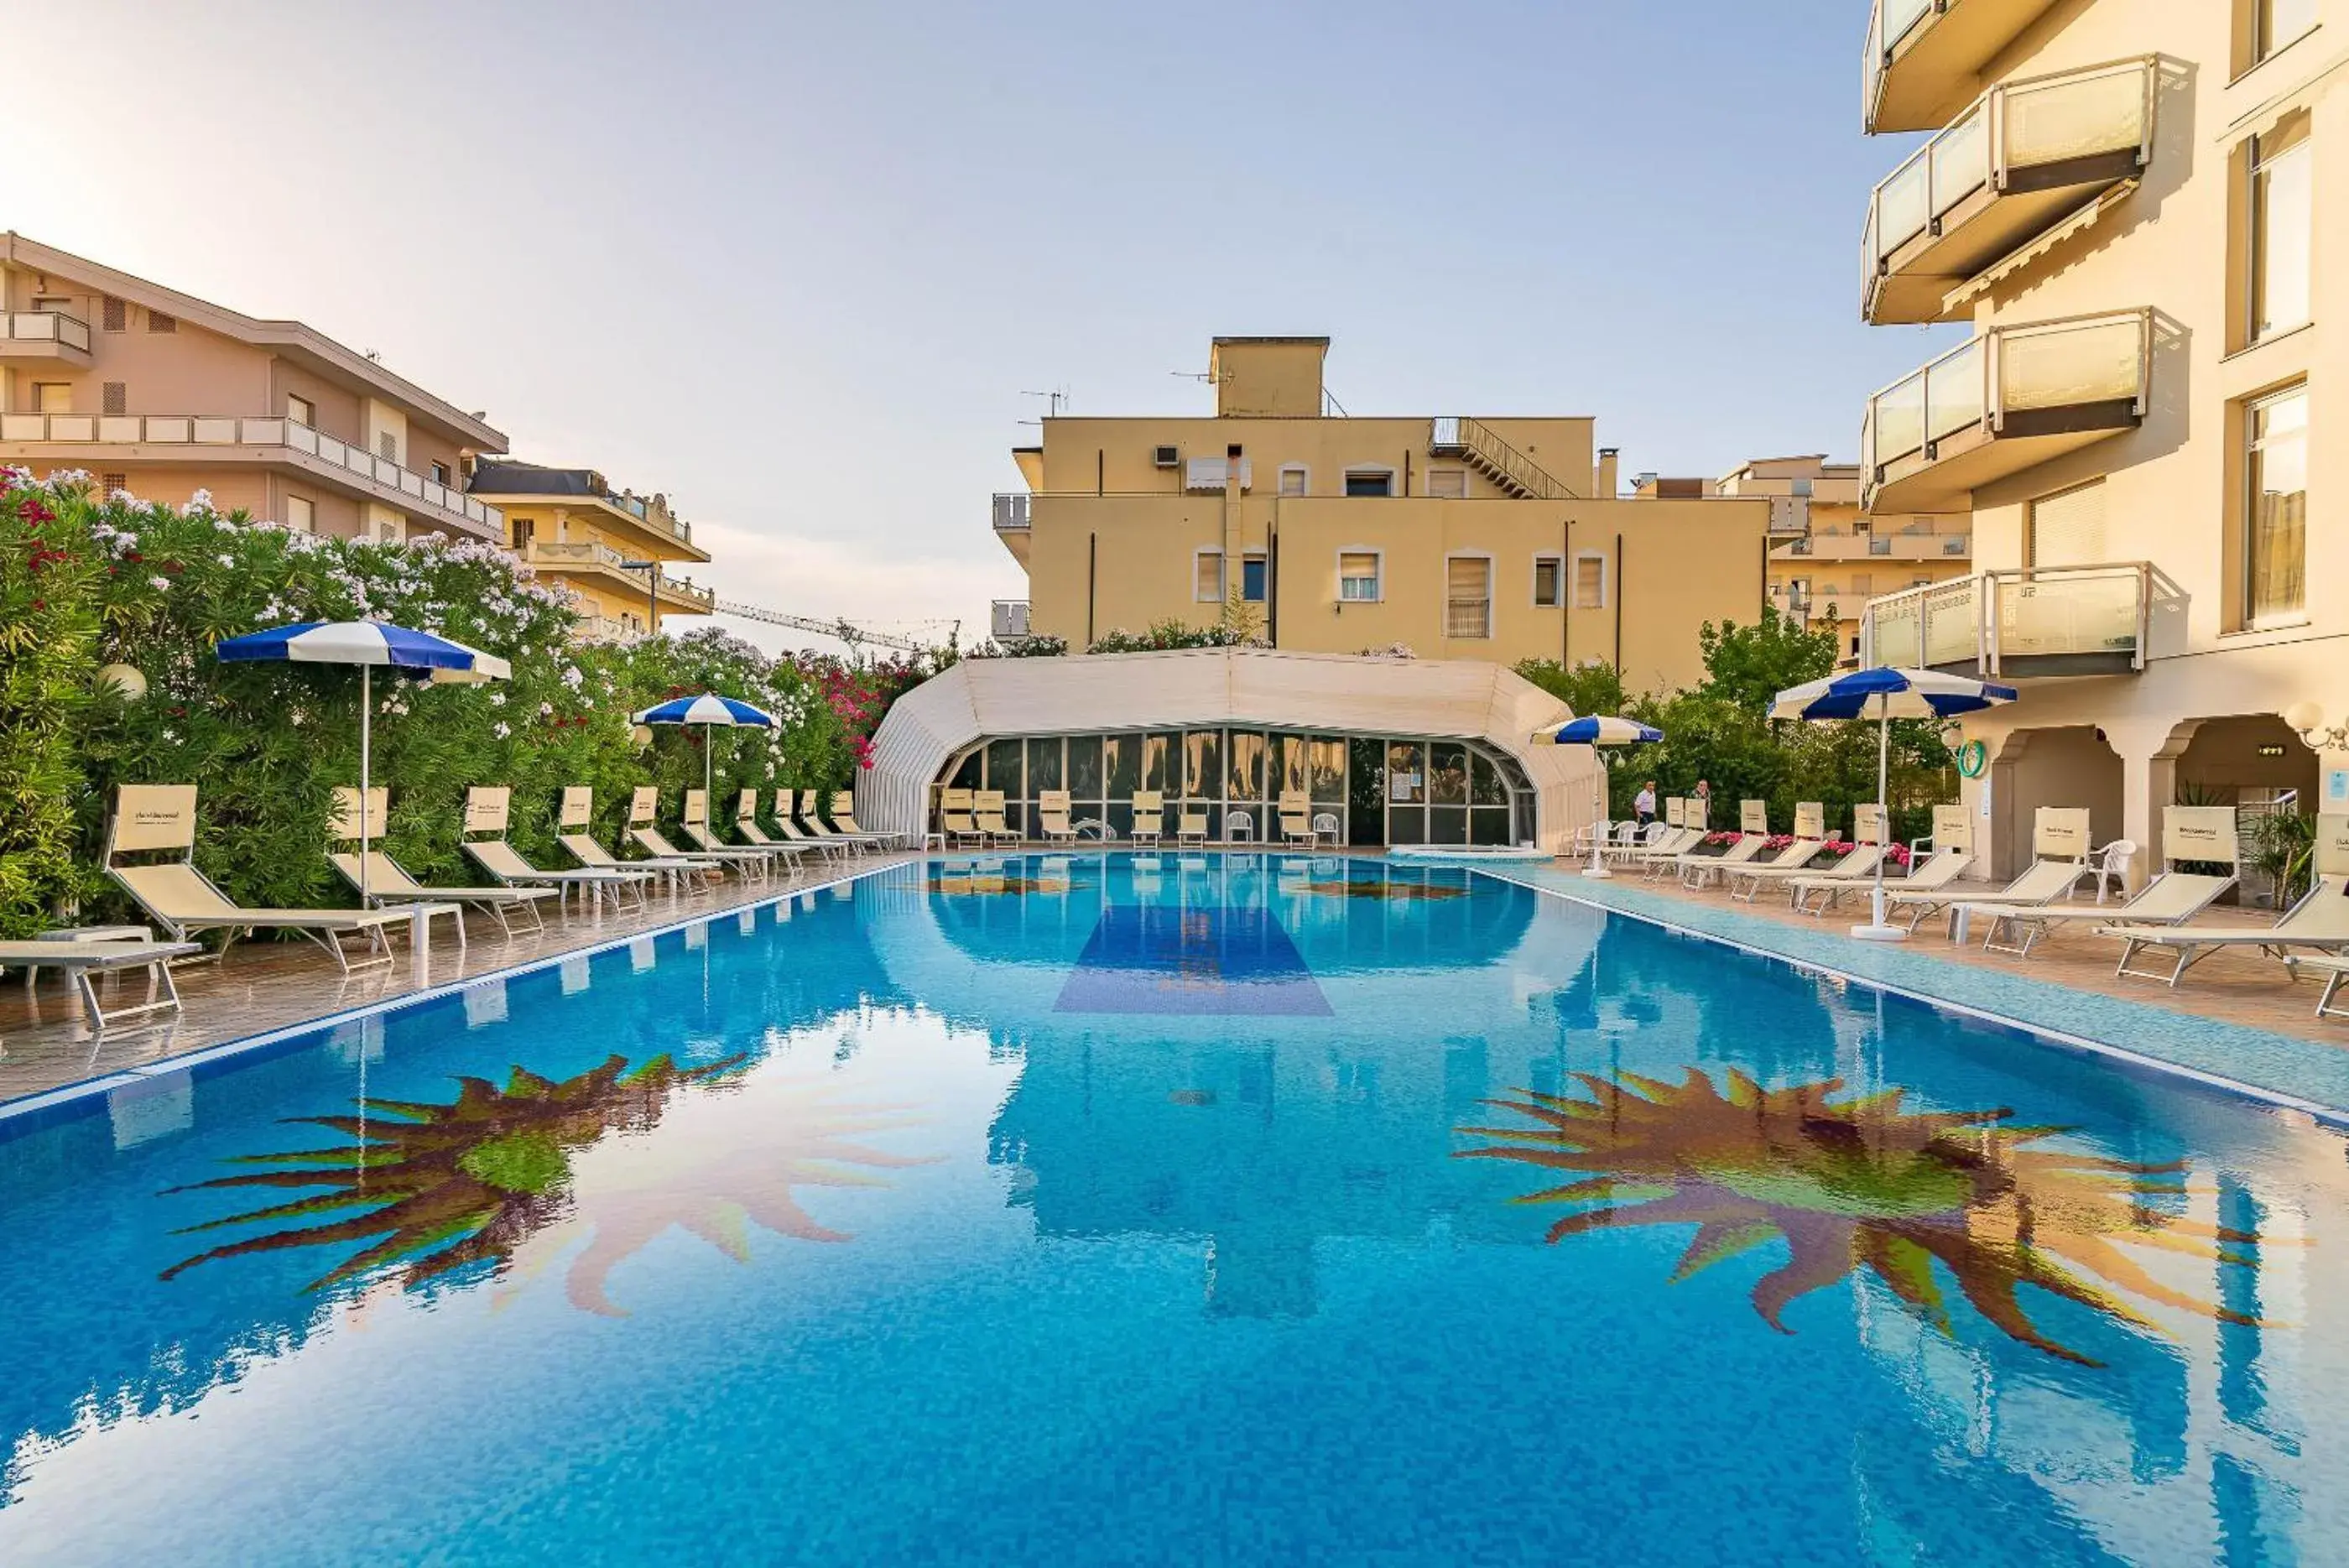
(2, 853), (2344, 1565)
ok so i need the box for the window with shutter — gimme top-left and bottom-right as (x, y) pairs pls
(34, 383), (70, 414)
(378, 432), (399, 462)
(102, 296), (127, 332)
(1278, 466), (1308, 497)
(1426, 468), (1467, 499)
(1195, 550), (1225, 602)
(1445, 557), (1492, 638)
(102, 382), (127, 416)
(2029, 480), (2107, 567)
(1574, 555), (1606, 609)
(287, 394), (315, 426)
(286, 496), (315, 533)
(1338, 551), (1380, 602)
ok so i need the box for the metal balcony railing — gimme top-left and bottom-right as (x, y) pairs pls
(1430, 417), (1577, 501)
(0, 411), (501, 534)
(1860, 563), (2153, 675)
(992, 493), (1032, 531)
(0, 310), (92, 352)
(991, 600), (1032, 640)
(1768, 495), (1812, 534)
(522, 539), (715, 609)
(1861, 309), (2151, 491)
(1863, 57), (2155, 317)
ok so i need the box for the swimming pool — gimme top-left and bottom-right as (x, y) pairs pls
(1, 853), (2341, 1565)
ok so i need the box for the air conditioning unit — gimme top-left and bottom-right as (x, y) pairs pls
(1153, 445), (1180, 468)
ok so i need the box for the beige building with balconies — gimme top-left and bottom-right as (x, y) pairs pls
(1853, 0), (2349, 886)
(1648, 455), (1976, 666)
(992, 336), (1772, 695)
(0, 233), (506, 544)
(464, 461), (715, 641)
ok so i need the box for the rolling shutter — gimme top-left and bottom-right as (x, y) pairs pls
(2029, 480), (2105, 567)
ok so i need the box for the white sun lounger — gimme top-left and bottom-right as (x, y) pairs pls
(0, 937), (201, 1029)
(1792, 846), (1972, 917)
(104, 786), (418, 975)
(1887, 855), (2085, 935)
(464, 788), (655, 912)
(327, 789), (557, 941)
(2286, 954), (2349, 1020)
(2104, 874), (2349, 986)
(1723, 840), (1831, 902)
(1966, 870), (2237, 958)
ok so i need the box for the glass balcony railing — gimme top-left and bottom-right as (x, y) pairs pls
(992, 493), (1032, 531)
(1861, 564), (2152, 675)
(0, 411), (501, 534)
(1861, 310), (2150, 508)
(1864, 0), (2063, 133)
(0, 310), (93, 353)
(1863, 58), (2155, 321)
(991, 600), (1033, 640)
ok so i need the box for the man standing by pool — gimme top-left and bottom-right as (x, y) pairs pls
(1634, 781), (1657, 826)
(1693, 779), (1712, 826)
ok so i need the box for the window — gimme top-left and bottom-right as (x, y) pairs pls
(30, 294), (72, 311)
(1533, 555), (1564, 608)
(286, 393), (315, 426)
(2245, 383), (2308, 625)
(2029, 480), (2107, 567)
(1573, 554), (1607, 610)
(1278, 466), (1309, 497)
(2249, 117), (2312, 341)
(33, 382), (70, 414)
(1343, 469), (1394, 497)
(2256, 0), (2319, 63)
(378, 432), (399, 462)
(285, 495), (315, 533)
(430, 461), (451, 485)
(1338, 550), (1381, 602)
(1425, 467), (1467, 499)
(147, 310), (175, 334)
(102, 382), (127, 416)
(510, 515), (535, 549)
(102, 296), (127, 332)
(1445, 555), (1492, 638)
(1241, 554), (1267, 602)
(1195, 549), (1225, 603)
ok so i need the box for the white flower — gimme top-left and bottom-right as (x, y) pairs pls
(488, 692), (507, 707)
(148, 576), (171, 591)
(217, 554), (235, 567)
(538, 701), (555, 717)
(492, 721), (512, 740)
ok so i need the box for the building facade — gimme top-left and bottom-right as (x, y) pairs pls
(1641, 455), (1976, 666)
(466, 461), (715, 642)
(1853, 0), (2349, 883)
(0, 233), (507, 544)
(990, 337), (1773, 696)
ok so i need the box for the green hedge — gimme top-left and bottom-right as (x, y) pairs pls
(0, 471), (888, 937)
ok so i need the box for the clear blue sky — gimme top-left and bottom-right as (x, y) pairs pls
(19, 0), (1955, 651)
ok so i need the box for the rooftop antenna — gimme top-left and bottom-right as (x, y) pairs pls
(1020, 388), (1070, 417)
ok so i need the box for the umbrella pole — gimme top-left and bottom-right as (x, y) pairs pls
(359, 664), (371, 904)
(704, 727), (713, 815)
(1853, 699), (1905, 941)
(1583, 749), (1612, 878)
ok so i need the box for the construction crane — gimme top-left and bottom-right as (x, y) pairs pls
(711, 598), (956, 657)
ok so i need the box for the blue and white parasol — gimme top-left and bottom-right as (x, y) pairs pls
(1768, 668), (2018, 940)
(216, 621), (511, 900)
(1532, 714), (1664, 878)
(631, 693), (779, 806)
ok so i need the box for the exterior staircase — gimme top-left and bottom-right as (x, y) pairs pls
(1429, 416), (1580, 500)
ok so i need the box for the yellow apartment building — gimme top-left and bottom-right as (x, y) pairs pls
(991, 336), (1772, 696)
(1705, 455), (1972, 665)
(0, 232), (507, 544)
(1852, 0), (2348, 886)
(465, 461), (715, 642)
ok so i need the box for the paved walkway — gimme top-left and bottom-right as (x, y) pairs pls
(0, 855), (915, 1113)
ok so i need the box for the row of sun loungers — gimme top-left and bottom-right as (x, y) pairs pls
(1617, 798), (2349, 1016)
(936, 789), (1332, 850)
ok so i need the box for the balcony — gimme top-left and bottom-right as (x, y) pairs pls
(569, 614), (647, 646)
(1865, 0), (2065, 134)
(1864, 59), (2156, 324)
(0, 412), (502, 538)
(0, 310), (93, 365)
(1775, 529), (1971, 563)
(992, 493), (1031, 532)
(991, 600), (1033, 641)
(522, 539), (716, 612)
(1860, 563), (2154, 679)
(1768, 495), (1811, 534)
(1861, 309), (2150, 513)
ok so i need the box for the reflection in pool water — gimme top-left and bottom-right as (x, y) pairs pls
(1459, 1069), (2268, 1365)
(0, 853), (2341, 1565)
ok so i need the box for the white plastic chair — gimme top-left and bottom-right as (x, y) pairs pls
(2087, 839), (2138, 904)
(1311, 812), (1341, 846)
(1225, 810), (1255, 844)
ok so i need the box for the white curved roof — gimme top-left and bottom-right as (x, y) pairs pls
(857, 649), (1593, 847)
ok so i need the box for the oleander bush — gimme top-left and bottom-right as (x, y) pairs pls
(0, 469), (901, 936)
